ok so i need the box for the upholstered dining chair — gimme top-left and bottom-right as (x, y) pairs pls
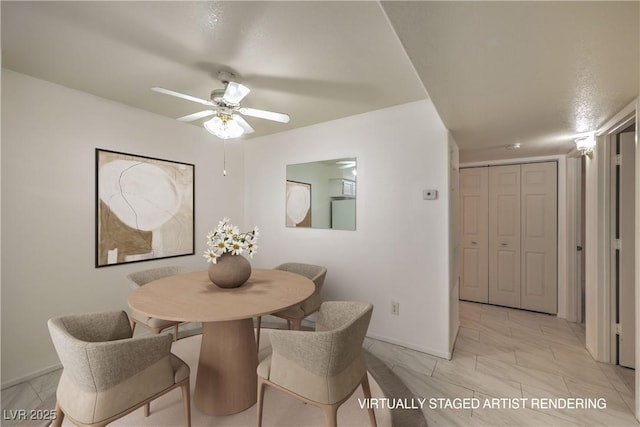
(48, 310), (191, 427)
(255, 262), (327, 349)
(257, 301), (376, 427)
(127, 266), (187, 341)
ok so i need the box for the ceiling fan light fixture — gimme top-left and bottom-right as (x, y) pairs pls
(222, 82), (251, 105)
(204, 114), (244, 139)
(575, 134), (596, 158)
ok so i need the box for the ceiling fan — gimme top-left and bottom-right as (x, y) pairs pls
(152, 71), (290, 140)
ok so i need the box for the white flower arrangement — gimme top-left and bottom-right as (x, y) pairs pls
(203, 218), (259, 264)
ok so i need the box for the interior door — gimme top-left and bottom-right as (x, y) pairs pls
(619, 130), (636, 369)
(520, 162), (558, 314)
(489, 165), (521, 308)
(459, 167), (489, 303)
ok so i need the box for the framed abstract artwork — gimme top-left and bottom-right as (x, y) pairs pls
(95, 149), (195, 267)
(285, 180), (311, 227)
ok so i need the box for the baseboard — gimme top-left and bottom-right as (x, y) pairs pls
(366, 332), (452, 360)
(449, 321), (460, 359)
(1, 363), (62, 390)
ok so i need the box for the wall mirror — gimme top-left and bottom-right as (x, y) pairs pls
(286, 157), (356, 230)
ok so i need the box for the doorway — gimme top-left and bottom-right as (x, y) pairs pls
(583, 100), (638, 421)
(611, 123), (636, 370)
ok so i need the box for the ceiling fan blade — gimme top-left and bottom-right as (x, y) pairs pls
(152, 87), (213, 106)
(238, 107), (290, 123)
(177, 110), (216, 122)
(232, 114), (255, 134)
(223, 82), (251, 104)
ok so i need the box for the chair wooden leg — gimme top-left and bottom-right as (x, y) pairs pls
(255, 316), (262, 351)
(144, 402), (150, 417)
(257, 377), (266, 427)
(286, 319), (292, 330)
(181, 379), (191, 427)
(361, 374), (377, 427)
(291, 318), (302, 330)
(130, 320), (137, 335)
(173, 323), (179, 341)
(321, 404), (338, 427)
(51, 401), (64, 427)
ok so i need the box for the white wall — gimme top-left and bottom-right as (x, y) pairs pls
(1, 69), (245, 386)
(243, 100), (456, 358)
(448, 134), (460, 353)
(0, 55), (3, 389)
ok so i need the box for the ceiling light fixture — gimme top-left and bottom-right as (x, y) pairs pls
(575, 134), (596, 158)
(219, 81), (251, 105)
(204, 113), (245, 139)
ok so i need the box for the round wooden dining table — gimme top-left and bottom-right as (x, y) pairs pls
(127, 268), (315, 416)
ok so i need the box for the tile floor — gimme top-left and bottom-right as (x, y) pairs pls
(364, 301), (638, 426)
(2, 302), (638, 426)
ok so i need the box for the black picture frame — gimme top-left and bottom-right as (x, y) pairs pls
(95, 148), (195, 267)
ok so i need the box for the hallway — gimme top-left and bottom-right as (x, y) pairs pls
(365, 301), (638, 426)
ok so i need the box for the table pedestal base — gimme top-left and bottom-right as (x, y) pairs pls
(194, 319), (258, 415)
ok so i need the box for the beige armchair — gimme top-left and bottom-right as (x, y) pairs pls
(48, 310), (191, 427)
(257, 301), (376, 427)
(127, 266), (187, 341)
(255, 262), (327, 349)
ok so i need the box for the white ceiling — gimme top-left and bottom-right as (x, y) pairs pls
(1, 1), (425, 139)
(2, 1), (639, 162)
(382, 1), (639, 161)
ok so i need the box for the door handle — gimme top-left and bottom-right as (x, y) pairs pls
(577, 245), (583, 251)
(500, 243), (508, 247)
(471, 241), (478, 245)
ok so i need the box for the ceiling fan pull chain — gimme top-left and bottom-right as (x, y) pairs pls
(223, 141), (227, 177)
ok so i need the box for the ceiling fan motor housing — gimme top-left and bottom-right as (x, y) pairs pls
(211, 89), (230, 106)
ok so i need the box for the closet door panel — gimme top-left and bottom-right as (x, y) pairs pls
(523, 252), (545, 295)
(459, 168), (489, 302)
(489, 165), (521, 308)
(520, 162), (557, 314)
(497, 250), (518, 292)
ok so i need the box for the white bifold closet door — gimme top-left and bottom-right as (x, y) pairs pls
(463, 162), (558, 314)
(488, 165), (522, 308)
(459, 168), (489, 303)
(519, 162), (557, 313)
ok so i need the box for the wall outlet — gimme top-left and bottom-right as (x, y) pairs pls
(423, 189), (438, 200)
(391, 301), (400, 315)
